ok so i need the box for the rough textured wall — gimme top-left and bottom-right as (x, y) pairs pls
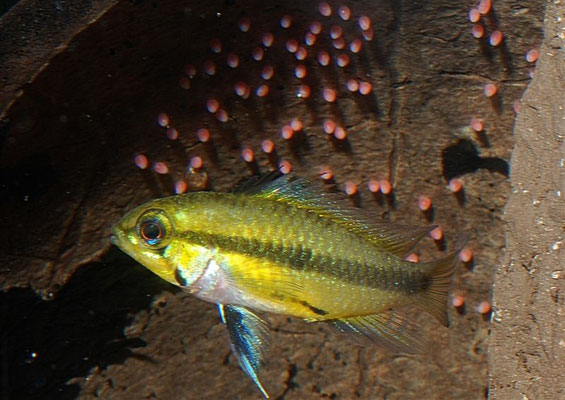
(489, 1), (565, 398)
(0, 0), (118, 116)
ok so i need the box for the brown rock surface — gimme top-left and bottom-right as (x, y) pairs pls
(488, 1), (565, 398)
(0, 1), (551, 399)
(0, 0), (118, 116)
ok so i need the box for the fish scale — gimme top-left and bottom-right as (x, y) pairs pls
(221, 197), (421, 300)
(178, 193), (429, 306)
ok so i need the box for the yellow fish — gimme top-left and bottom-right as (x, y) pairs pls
(111, 173), (462, 397)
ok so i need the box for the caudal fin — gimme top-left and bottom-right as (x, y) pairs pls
(419, 237), (466, 326)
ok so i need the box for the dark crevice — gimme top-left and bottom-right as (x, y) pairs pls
(276, 363), (298, 400)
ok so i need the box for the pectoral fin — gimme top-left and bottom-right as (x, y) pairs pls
(221, 253), (307, 304)
(329, 310), (426, 354)
(218, 304), (271, 398)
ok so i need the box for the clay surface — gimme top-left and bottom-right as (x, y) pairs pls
(488, 1), (565, 398)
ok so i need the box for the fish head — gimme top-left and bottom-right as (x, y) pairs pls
(111, 197), (210, 288)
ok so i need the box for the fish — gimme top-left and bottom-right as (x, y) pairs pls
(111, 173), (463, 398)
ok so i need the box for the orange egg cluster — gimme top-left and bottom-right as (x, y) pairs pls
(130, 1), (541, 325)
(135, 2), (385, 196)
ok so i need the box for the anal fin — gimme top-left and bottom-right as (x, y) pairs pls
(329, 310), (426, 354)
(218, 304), (271, 398)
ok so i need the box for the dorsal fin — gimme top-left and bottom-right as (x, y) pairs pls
(231, 171), (284, 194)
(235, 173), (434, 258)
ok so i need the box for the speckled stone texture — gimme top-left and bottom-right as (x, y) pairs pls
(489, 1), (565, 398)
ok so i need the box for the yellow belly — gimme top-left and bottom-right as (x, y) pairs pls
(220, 251), (409, 321)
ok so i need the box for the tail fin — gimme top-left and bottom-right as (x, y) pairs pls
(419, 237), (466, 326)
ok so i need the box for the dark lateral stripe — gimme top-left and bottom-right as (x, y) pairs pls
(300, 300), (328, 315)
(182, 231), (426, 293)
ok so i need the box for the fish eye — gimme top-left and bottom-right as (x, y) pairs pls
(135, 209), (173, 249)
(140, 220), (164, 245)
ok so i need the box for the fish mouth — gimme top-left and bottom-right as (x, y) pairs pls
(110, 224), (142, 262)
(110, 224), (140, 264)
(110, 225), (124, 247)
(110, 234), (118, 246)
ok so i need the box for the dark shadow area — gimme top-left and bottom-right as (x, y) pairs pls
(0, 0), (19, 17)
(0, 247), (174, 400)
(474, 129), (491, 148)
(433, 236), (447, 252)
(0, 153), (57, 204)
(453, 187), (466, 206)
(442, 139), (509, 180)
(422, 206), (434, 223)
(489, 92), (503, 115)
